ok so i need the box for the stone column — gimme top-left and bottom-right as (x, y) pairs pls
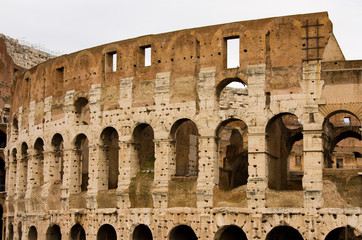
(86, 143), (98, 209)
(116, 140), (133, 208)
(24, 148), (35, 212)
(60, 147), (78, 210)
(152, 138), (174, 208)
(196, 135), (218, 208)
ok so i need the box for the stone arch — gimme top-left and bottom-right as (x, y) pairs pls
(325, 225), (362, 240)
(322, 110), (362, 168)
(211, 23), (252, 46)
(132, 224), (153, 240)
(132, 123), (155, 174)
(34, 138), (45, 186)
(51, 133), (64, 181)
(0, 157), (5, 191)
(99, 127), (119, 190)
(70, 223), (86, 240)
(46, 224), (61, 240)
(28, 226), (37, 240)
(216, 77), (248, 102)
(170, 119), (199, 177)
(0, 205), (3, 240)
(74, 134), (89, 192)
(8, 222), (13, 240)
(216, 118), (248, 190)
(97, 224), (117, 240)
(266, 113), (304, 190)
(12, 118), (18, 141)
(319, 104), (362, 122)
(265, 225), (304, 240)
(169, 225), (197, 240)
(214, 225), (248, 240)
(74, 96), (90, 125)
(167, 30), (205, 52)
(0, 130), (6, 148)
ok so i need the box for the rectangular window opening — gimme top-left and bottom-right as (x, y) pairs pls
(336, 158), (343, 168)
(106, 52), (117, 72)
(144, 46), (151, 67)
(344, 117), (351, 126)
(226, 37), (240, 69)
(295, 156), (301, 166)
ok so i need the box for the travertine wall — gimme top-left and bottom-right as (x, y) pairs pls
(0, 34), (54, 69)
(4, 12), (362, 240)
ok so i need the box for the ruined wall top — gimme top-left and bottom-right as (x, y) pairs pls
(10, 12), (346, 113)
(0, 34), (55, 69)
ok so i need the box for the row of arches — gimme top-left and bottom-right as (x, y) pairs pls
(8, 223), (361, 240)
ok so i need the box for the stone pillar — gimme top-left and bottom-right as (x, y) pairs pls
(152, 138), (173, 208)
(245, 64), (268, 210)
(24, 148), (35, 212)
(60, 147), (77, 210)
(116, 140), (133, 208)
(300, 61), (324, 209)
(86, 143), (98, 209)
(196, 135), (218, 208)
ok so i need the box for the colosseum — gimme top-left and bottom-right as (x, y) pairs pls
(0, 11), (361, 240)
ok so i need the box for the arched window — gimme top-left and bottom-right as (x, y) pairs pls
(46, 225), (61, 240)
(97, 224), (116, 240)
(215, 225), (248, 240)
(325, 226), (362, 240)
(28, 226), (37, 240)
(265, 226), (303, 240)
(133, 224), (153, 240)
(169, 225), (197, 240)
(75, 134), (89, 192)
(266, 113), (303, 190)
(52, 134), (64, 181)
(70, 224), (86, 240)
(34, 138), (44, 186)
(171, 119), (199, 177)
(100, 127), (119, 189)
(74, 97), (90, 125)
(217, 119), (248, 190)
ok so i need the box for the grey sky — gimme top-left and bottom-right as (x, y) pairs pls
(1, 0), (361, 60)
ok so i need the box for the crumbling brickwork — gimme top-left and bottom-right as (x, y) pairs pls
(3, 12), (362, 240)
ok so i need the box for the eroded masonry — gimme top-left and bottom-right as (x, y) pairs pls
(1, 12), (362, 240)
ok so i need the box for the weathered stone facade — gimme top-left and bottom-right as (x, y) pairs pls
(3, 12), (362, 240)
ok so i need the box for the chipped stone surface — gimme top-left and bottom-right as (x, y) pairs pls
(1, 12), (362, 240)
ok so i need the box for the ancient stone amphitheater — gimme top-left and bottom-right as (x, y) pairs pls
(2, 11), (362, 240)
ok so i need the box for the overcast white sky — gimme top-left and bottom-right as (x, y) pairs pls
(1, 0), (361, 60)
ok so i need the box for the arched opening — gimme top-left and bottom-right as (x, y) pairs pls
(133, 224), (153, 240)
(265, 226), (303, 240)
(74, 97), (90, 125)
(52, 134), (64, 181)
(0, 130), (6, 148)
(12, 118), (18, 141)
(46, 225), (61, 240)
(171, 119), (199, 177)
(215, 225), (248, 240)
(75, 134), (89, 192)
(129, 124), (155, 208)
(28, 226), (37, 240)
(325, 226), (362, 240)
(323, 112), (361, 169)
(169, 225), (197, 240)
(18, 222), (22, 240)
(266, 113), (303, 190)
(8, 222), (13, 240)
(70, 224), (86, 240)
(322, 111), (362, 207)
(17, 142), (28, 195)
(217, 78), (248, 104)
(0, 158), (5, 191)
(0, 205), (3, 240)
(97, 224), (117, 240)
(133, 124), (155, 174)
(217, 119), (248, 190)
(100, 127), (119, 189)
(34, 138), (44, 186)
